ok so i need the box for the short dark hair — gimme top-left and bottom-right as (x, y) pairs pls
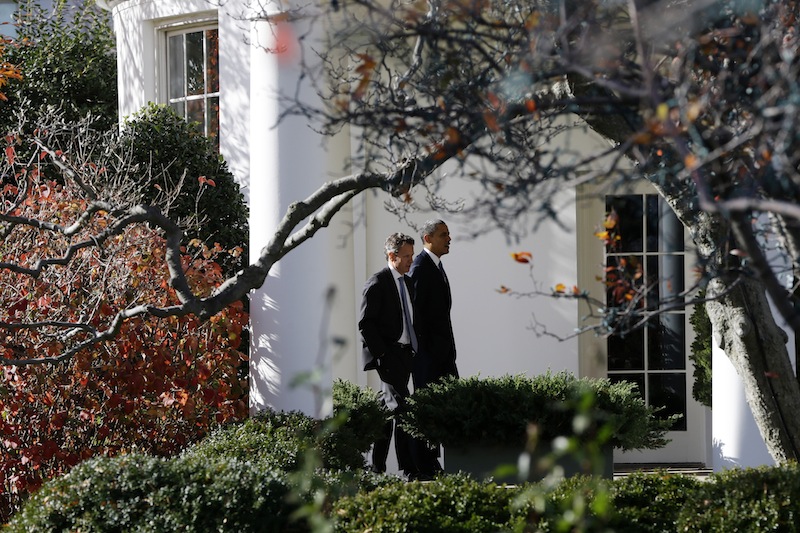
(419, 219), (446, 241)
(384, 232), (414, 259)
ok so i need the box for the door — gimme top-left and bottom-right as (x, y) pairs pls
(577, 180), (710, 465)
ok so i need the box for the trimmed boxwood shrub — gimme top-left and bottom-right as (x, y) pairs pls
(332, 378), (390, 444)
(677, 464), (800, 531)
(184, 380), (387, 472)
(4, 453), (299, 532)
(5, 450), (396, 532)
(400, 373), (673, 451)
(608, 471), (703, 532)
(183, 408), (363, 471)
(333, 473), (524, 532)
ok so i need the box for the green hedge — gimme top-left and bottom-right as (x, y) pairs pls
(4, 454), (298, 533)
(608, 472), (704, 532)
(184, 380), (387, 472)
(677, 464), (800, 531)
(334, 474), (524, 532)
(10, 379), (800, 532)
(400, 373), (673, 451)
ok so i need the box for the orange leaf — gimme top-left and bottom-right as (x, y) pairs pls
(496, 285), (511, 294)
(554, 283), (566, 294)
(511, 251), (532, 263)
(4, 145), (13, 165)
(483, 111), (500, 132)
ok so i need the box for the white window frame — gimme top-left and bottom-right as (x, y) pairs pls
(155, 15), (219, 145)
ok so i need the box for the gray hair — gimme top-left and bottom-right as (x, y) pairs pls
(384, 232), (415, 259)
(419, 219), (446, 241)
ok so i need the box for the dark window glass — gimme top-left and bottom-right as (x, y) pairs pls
(605, 193), (689, 432)
(605, 255), (643, 307)
(609, 373), (645, 399)
(187, 99), (204, 133)
(648, 314), (685, 370)
(606, 195), (643, 252)
(206, 29), (219, 93)
(186, 31), (204, 96)
(208, 96), (220, 150)
(649, 373), (687, 431)
(608, 328), (645, 371)
(646, 255), (685, 308)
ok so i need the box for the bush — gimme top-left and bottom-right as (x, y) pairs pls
(609, 471), (703, 532)
(0, 1), (118, 132)
(0, 178), (248, 522)
(400, 373), (673, 452)
(116, 103), (248, 274)
(333, 473), (523, 532)
(185, 381), (387, 473)
(4, 453), (302, 532)
(677, 464), (800, 531)
(331, 378), (390, 459)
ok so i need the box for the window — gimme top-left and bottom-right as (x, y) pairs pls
(166, 26), (219, 149)
(604, 194), (688, 431)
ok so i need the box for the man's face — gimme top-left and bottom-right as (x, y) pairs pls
(390, 243), (414, 275)
(425, 224), (451, 257)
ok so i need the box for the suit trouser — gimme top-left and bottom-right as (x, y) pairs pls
(372, 344), (415, 473)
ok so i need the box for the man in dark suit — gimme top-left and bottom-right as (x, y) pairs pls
(358, 232), (419, 477)
(409, 219), (459, 387)
(408, 219), (459, 477)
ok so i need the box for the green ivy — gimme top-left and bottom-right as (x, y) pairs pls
(689, 295), (713, 408)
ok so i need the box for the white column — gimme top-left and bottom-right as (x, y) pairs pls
(248, 13), (333, 417)
(711, 343), (774, 469)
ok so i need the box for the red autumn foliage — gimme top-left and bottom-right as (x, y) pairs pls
(0, 172), (249, 521)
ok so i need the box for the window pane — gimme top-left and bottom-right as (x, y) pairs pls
(609, 373), (645, 399)
(645, 196), (684, 253)
(648, 314), (685, 370)
(646, 255), (685, 307)
(207, 96), (219, 148)
(206, 29), (219, 93)
(649, 373), (687, 431)
(606, 255), (643, 306)
(168, 34), (185, 100)
(187, 99), (204, 132)
(606, 195), (643, 252)
(169, 101), (185, 119)
(608, 328), (645, 371)
(186, 31), (204, 96)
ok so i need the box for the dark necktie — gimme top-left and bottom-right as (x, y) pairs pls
(398, 277), (418, 352)
(439, 261), (448, 284)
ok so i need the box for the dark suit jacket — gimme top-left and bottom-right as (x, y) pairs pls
(358, 267), (413, 371)
(409, 251), (458, 387)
